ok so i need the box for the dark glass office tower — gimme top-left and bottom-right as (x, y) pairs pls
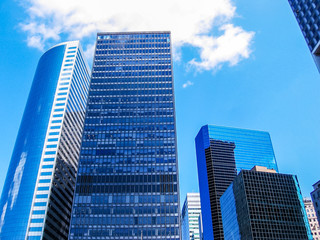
(220, 167), (312, 240)
(195, 125), (278, 240)
(288, 0), (320, 71)
(69, 32), (180, 239)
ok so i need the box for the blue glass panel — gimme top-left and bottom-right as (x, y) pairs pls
(39, 179), (51, 183)
(35, 195), (48, 199)
(49, 132), (59, 136)
(40, 172), (52, 176)
(32, 210), (45, 215)
(34, 202), (46, 207)
(44, 151), (56, 155)
(43, 158), (54, 162)
(42, 165), (53, 169)
(46, 144), (57, 148)
(47, 138), (58, 141)
(31, 218), (44, 223)
(51, 120), (62, 123)
(28, 236), (41, 240)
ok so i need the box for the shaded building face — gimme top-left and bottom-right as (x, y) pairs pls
(0, 41), (90, 240)
(195, 125), (278, 240)
(311, 180), (320, 225)
(220, 170), (313, 240)
(288, 0), (320, 71)
(69, 32), (180, 239)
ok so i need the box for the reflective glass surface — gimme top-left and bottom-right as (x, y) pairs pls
(0, 45), (66, 239)
(220, 170), (312, 240)
(289, 0), (320, 71)
(220, 183), (240, 240)
(69, 32), (180, 239)
(195, 125), (278, 240)
(289, 0), (320, 52)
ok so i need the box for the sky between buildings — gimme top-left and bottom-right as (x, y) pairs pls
(0, 0), (319, 202)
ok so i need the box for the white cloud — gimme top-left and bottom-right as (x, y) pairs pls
(83, 42), (96, 66)
(182, 80), (194, 88)
(20, 0), (254, 71)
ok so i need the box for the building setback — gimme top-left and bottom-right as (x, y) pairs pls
(288, 0), (320, 71)
(220, 167), (312, 240)
(0, 41), (90, 239)
(195, 125), (278, 240)
(69, 32), (180, 239)
(181, 193), (201, 240)
(304, 198), (320, 239)
(311, 180), (320, 224)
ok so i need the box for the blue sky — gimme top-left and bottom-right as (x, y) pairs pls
(0, 0), (319, 203)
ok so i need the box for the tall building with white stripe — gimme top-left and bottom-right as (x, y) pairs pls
(0, 41), (90, 240)
(182, 193), (201, 240)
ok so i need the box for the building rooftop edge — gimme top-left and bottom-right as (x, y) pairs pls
(97, 31), (171, 35)
(312, 180), (320, 189)
(206, 124), (271, 135)
(46, 40), (80, 52)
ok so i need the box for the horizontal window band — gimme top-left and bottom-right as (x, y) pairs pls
(29, 227), (43, 232)
(30, 218), (44, 223)
(35, 195), (48, 199)
(39, 179), (51, 183)
(50, 126), (61, 129)
(42, 165), (53, 169)
(34, 202), (46, 207)
(44, 151), (56, 155)
(40, 172), (52, 176)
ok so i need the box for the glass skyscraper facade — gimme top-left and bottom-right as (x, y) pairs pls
(220, 168), (312, 240)
(181, 193), (201, 240)
(311, 180), (320, 224)
(288, 0), (320, 71)
(195, 125), (278, 240)
(69, 31), (180, 239)
(0, 41), (90, 239)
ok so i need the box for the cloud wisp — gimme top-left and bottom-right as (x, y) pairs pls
(182, 81), (194, 88)
(20, 0), (254, 72)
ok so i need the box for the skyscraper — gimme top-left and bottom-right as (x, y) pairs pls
(288, 0), (320, 71)
(181, 193), (201, 240)
(69, 32), (180, 239)
(220, 166), (312, 240)
(195, 125), (278, 240)
(311, 180), (320, 224)
(0, 41), (90, 239)
(304, 198), (320, 239)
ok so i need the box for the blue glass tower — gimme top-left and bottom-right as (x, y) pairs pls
(195, 125), (278, 240)
(288, 0), (320, 71)
(0, 41), (90, 240)
(220, 167), (312, 239)
(69, 32), (180, 239)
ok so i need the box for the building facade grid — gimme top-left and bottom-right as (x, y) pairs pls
(69, 32), (180, 239)
(220, 170), (312, 240)
(195, 125), (278, 240)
